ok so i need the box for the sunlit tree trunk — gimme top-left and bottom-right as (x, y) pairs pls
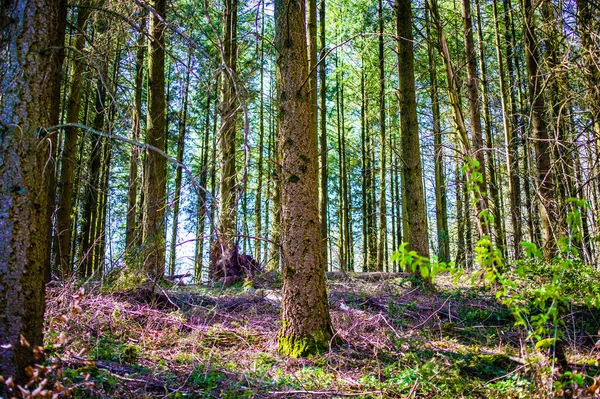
(142, 0), (167, 280)
(397, 0), (432, 290)
(425, 0), (449, 263)
(275, 0), (334, 357)
(211, 0), (239, 279)
(319, 0), (329, 271)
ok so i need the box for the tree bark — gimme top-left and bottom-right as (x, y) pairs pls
(275, 0), (334, 357)
(142, 0), (167, 280)
(319, 0), (329, 272)
(0, 0), (62, 387)
(397, 0), (432, 290)
(211, 0), (239, 280)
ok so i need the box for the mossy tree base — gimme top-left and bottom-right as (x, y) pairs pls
(277, 330), (332, 358)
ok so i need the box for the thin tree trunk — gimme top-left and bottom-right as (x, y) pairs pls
(55, 2), (92, 278)
(461, 0), (489, 238)
(319, 0), (328, 271)
(255, 2), (266, 263)
(474, 0), (506, 256)
(377, 0), (387, 272)
(523, 0), (558, 259)
(126, 13), (146, 252)
(194, 91), (213, 283)
(211, 0), (239, 280)
(493, 0), (522, 258)
(169, 53), (192, 276)
(425, 0), (449, 263)
(79, 77), (106, 277)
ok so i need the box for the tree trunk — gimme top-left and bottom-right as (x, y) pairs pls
(275, 0), (335, 357)
(474, 0), (505, 257)
(397, 0), (432, 290)
(78, 77), (106, 277)
(0, 0), (61, 387)
(126, 12), (146, 252)
(55, 2), (92, 278)
(319, 0), (329, 272)
(377, 0), (387, 272)
(425, 0), (449, 263)
(461, 0), (489, 238)
(493, 0), (522, 259)
(169, 52), (192, 276)
(522, 0), (558, 259)
(142, 0), (167, 280)
(211, 0), (240, 280)
(194, 91), (213, 283)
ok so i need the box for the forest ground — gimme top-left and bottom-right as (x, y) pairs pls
(42, 272), (600, 398)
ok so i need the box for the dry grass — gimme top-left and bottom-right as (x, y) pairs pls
(40, 273), (600, 398)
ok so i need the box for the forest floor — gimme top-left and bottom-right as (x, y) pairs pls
(41, 272), (600, 398)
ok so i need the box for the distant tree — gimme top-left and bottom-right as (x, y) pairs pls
(275, 0), (334, 357)
(0, 0), (63, 387)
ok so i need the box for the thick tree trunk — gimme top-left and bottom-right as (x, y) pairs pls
(142, 0), (167, 280)
(275, 0), (334, 357)
(397, 0), (432, 290)
(0, 0), (61, 387)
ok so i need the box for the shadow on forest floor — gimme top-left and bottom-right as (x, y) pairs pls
(41, 273), (600, 398)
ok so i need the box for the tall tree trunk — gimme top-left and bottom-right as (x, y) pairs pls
(55, 2), (92, 278)
(194, 91), (213, 283)
(255, 2), (266, 263)
(474, 0), (505, 257)
(522, 0), (558, 259)
(397, 0), (432, 290)
(377, 0), (387, 272)
(142, 0), (167, 280)
(425, 0), (449, 263)
(46, 0), (68, 282)
(0, 0), (62, 386)
(319, 0), (329, 271)
(211, 0), (239, 280)
(275, 0), (334, 357)
(493, 0), (522, 259)
(126, 13), (146, 252)
(461, 0), (489, 238)
(169, 54), (192, 276)
(79, 77), (106, 277)
(361, 68), (368, 272)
